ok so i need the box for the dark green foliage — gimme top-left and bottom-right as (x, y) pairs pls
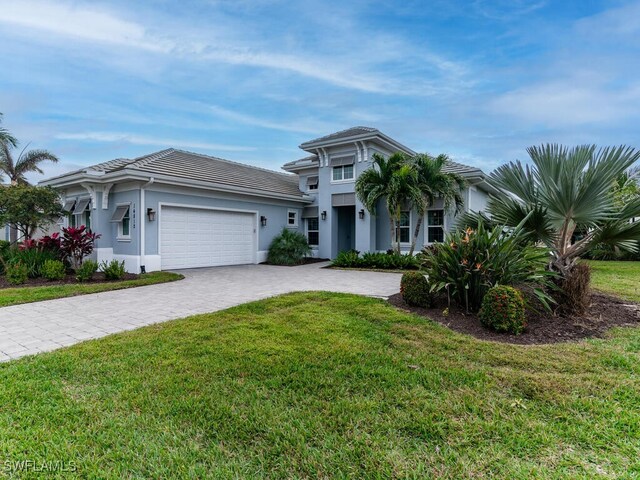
(400, 271), (432, 307)
(267, 228), (311, 266)
(8, 247), (57, 278)
(41, 259), (66, 281)
(76, 260), (99, 282)
(585, 242), (640, 261)
(0, 240), (9, 275)
(420, 220), (554, 313)
(479, 286), (526, 334)
(100, 260), (126, 280)
(5, 262), (28, 285)
(0, 185), (64, 239)
(331, 251), (419, 270)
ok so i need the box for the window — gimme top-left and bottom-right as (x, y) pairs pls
(307, 176), (319, 191)
(395, 211), (411, 244)
(111, 204), (131, 239)
(287, 209), (298, 227)
(307, 217), (319, 246)
(332, 164), (354, 182)
(71, 198), (91, 229)
(427, 209), (445, 243)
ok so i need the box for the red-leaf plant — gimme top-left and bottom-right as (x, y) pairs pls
(61, 226), (101, 270)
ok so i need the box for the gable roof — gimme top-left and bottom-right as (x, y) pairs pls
(301, 127), (379, 146)
(299, 126), (415, 154)
(42, 148), (306, 200)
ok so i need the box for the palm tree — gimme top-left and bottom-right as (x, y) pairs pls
(408, 153), (467, 255)
(0, 140), (59, 243)
(355, 152), (423, 254)
(0, 113), (17, 150)
(478, 144), (640, 307)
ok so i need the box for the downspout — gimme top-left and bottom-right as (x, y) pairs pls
(140, 177), (155, 273)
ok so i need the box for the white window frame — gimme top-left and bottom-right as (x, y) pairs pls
(425, 209), (446, 245)
(287, 209), (298, 228)
(117, 203), (132, 241)
(306, 217), (319, 246)
(395, 210), (412, 246)
(331, 164), (355, 183)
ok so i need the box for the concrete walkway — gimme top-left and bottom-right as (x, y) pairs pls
(0, 262), (401, 362)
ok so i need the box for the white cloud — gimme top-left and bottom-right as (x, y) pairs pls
(55, 132), (256, 152)
(208, 105), (331, 135)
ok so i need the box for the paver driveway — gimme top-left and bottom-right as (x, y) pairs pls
(0, 262), (401, 362)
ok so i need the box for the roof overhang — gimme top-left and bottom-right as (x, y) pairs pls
(300, 131), (415, 156)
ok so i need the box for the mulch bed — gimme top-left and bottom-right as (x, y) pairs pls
(388, 292), (640, 345)
(262, 258), (330, 266)
(0, 272), (139, 290)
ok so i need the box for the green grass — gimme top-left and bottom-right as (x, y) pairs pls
(0, 271), (183, 307)
(1, 291), (639, 478)
(588, 260), (640, 302)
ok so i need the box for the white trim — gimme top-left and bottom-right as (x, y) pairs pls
(395, 210), (412, 247)
(331, 164), (355, 183)
(305, 216), (319, 247)
(101, 183), (113, 210)
(287, 209), (299, 228)
(424, 208), (446, 245)
(158, 202), (260, 267)
(257, 250), (268, 263)
(116, 202), (132, 241)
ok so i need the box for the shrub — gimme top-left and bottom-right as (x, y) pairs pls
(0, 240), (10, 275)
(61, 226), (101, 270)
(479, 286), (526, 334)
(41, 259), (66, 281)
(76, 260), (99, 282)
(331, 251), (419, 270)
(267, 228), (311, 266)
(400, 272), (432, 307)
(8, 247), (57, 278)
(100, 260), (126, 280)
(5, 262), (28, 285)
(420, 221), (554, 313)
(38, 233), (62, 258)
(556, 263), (591, 316)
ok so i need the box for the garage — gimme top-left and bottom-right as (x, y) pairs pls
(160, 206), (257, 270)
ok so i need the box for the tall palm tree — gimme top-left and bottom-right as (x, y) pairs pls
(478, 144), (640, 294)
(408, 153), (467, 255)
(0, 140), (59, 243)
(355, 152), (423, 254)
(0, 113), (17, 150)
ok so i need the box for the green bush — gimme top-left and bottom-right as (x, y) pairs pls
(400, 272), (432, 307)
(420, 221), (553, 313)
(0, 241), (10, 275)
(331, 251), (419, 270)
(76, 260), (99, 282)
(479, 286), (526, 334)
(100, 260), (126, 280)
(7, 248), (57, 278)
(267, 228), (311, 266)
(41, 259), (66, 281)
(5, 262), (28, 285)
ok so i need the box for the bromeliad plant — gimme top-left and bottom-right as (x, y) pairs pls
(420, 218), (554, 313)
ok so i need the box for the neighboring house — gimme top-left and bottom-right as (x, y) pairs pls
(39, 127), (495, 272)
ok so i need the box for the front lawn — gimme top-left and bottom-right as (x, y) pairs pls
(1, 292), (638, 478)
(588, 260), (640, 302)
(0, 271), (183, 307)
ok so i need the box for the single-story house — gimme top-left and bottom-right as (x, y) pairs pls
(39, 127), (494, 272)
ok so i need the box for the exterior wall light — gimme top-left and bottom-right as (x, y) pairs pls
(321, 210), (327, 220)
(260, 215), (267, 227)
(358, 209), (365, 220)
(147, 208), (156, 222)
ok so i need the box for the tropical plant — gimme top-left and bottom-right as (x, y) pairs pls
(9, 245), (57, 278)
(408, 154), (466, 255)
(331, 250), (419, 270)
(100, 259), (126, 280)
(41, 259), (66, 281)
(76, 259), (99, 282)
(420, 218), (554, 313)
(356, 152), (423, 254)
(5, 262), (28, 285)
(0, 185), (64, 242)
(266, 228), (311, 265)
(60, 226), (100, 270)
(461, 144), (640, 313)
(0, 113), (17, 150)
(479, 286), (526, 334)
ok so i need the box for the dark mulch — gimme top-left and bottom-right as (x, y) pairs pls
(0, 272), (139, 290)
(388, 292), (640, 345)
(262, 258), (330, 267)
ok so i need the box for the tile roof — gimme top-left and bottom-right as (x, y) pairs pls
(56, 148), (304, 198)
(300, 126), (379, 147)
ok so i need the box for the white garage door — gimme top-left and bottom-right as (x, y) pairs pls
(160, 206), (256, 270)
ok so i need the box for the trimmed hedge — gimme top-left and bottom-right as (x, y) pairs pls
(479, 285), (526, 334)
(400, 272), (432, 308)
(332, 251), (419, 270)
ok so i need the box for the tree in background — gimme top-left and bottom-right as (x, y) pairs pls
(0, 185), (64, 241)
(0, 113), (17, 148)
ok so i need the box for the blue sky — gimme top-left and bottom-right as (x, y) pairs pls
(0, 0), (639, 181)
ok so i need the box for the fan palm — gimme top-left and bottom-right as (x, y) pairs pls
(481, 144), (640, 283)
(408, 153), (467, 255)
(355, 152), (424, 254)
